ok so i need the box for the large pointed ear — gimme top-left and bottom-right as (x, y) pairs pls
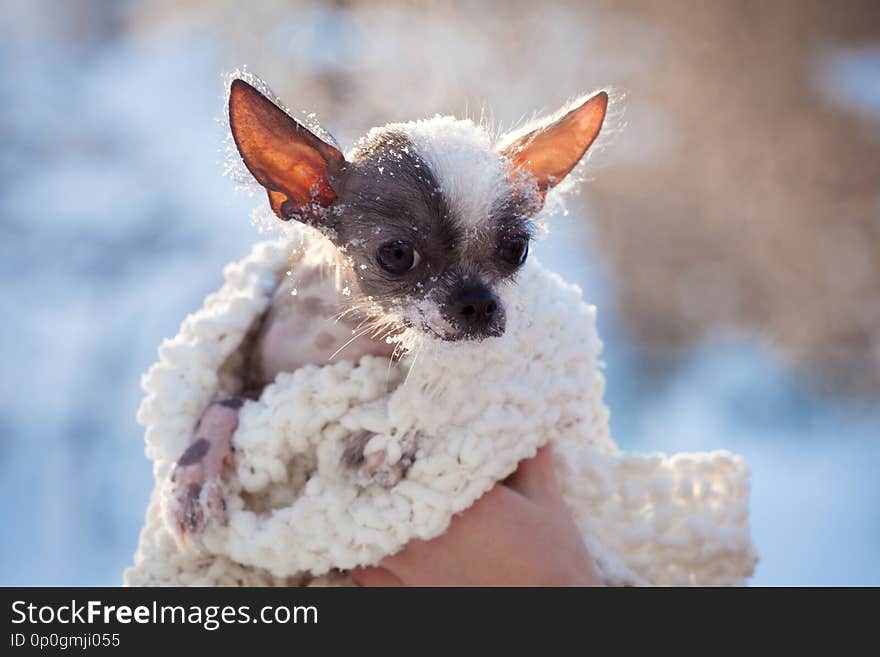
(228, 78), (346, 224)
(500, 91), (608, 194)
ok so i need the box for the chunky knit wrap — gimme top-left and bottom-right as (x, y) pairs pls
(124, 229), (757, 586)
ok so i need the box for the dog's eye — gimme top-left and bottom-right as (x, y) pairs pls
(377, 240), (420, 274)
(501, 236), (529, 266)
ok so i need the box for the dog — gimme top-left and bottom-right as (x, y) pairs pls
(170, 76), (607, 544)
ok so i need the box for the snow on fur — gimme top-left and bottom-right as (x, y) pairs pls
(390, 116), (510, 231)
(124, 225), (757, 587)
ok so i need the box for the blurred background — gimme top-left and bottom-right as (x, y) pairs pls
(1, 0), (878, 585)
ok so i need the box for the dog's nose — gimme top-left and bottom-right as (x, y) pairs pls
(453, 286), (498, 325)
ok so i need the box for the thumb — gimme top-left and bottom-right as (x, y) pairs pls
(503, 444), (561, 502)
(349, 566), (404, 587)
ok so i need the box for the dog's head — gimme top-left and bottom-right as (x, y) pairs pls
(228, 78), (607, 341)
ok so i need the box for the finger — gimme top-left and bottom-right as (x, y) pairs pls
(380, 539), (429, 575)
(379, 484), (515, 580)
(503, 444), (560, 502)
(348, 566), (404, 587)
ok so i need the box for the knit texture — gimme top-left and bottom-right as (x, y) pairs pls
(124, 228), (757, 586)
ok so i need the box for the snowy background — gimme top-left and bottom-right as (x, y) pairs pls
(1, 0), (878, 585)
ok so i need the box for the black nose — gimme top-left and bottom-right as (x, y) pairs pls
(453, 286), (498, 325)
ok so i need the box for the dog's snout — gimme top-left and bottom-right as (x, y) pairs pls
(456, 287), (498, 321)
(450, 285), (503, 337)
(436, 282), (506, 340)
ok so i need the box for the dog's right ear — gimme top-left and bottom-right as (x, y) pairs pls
(229, 79), (346, 224)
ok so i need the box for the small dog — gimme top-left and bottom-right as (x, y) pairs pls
(170, 76), (607, 543)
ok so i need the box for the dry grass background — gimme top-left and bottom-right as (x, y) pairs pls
(589, 0), (880, 395)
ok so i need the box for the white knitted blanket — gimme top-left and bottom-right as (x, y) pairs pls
(124, 229), (757, 586)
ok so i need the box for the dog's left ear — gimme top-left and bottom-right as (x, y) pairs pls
(229, 78), (346, 225)
(500, 91), (608, 193)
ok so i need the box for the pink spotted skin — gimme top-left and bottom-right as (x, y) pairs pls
(249, 266), (394, 385)
(169, 259), (397, 545)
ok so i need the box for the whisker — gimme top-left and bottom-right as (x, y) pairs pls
(390, 335), (408, 358)
(403, 343), (423, 387)
(334, 306), (359, 323)
(386, 341), (403, 385)
(328, 325), (375, 361)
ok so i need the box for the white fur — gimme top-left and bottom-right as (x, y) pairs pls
(379, 116), (511, 232)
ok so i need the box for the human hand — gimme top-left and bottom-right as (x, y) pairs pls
(350, 444), (604, 586)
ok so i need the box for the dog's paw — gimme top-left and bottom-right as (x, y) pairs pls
(359, 448), (409, 488)
(168, 399), (241, 545)
(341, 430), (417, 488)
(171, 466), (227, 541)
